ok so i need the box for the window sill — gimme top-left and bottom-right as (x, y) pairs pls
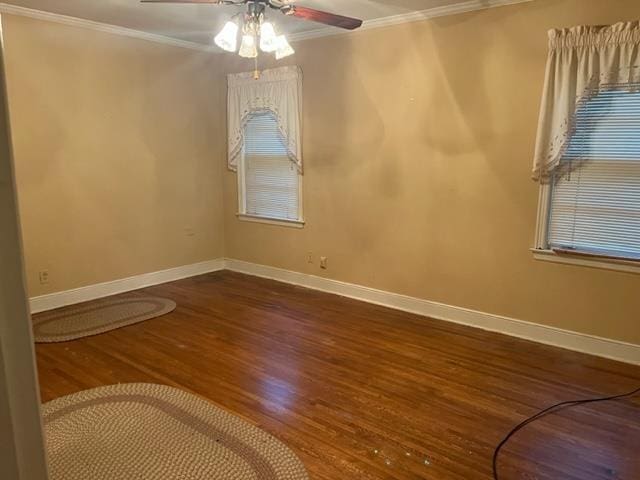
(531, 248), (640, 275)
(236, 213), (305, 229)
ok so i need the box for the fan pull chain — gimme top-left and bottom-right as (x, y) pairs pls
(253, 57), (261, 80)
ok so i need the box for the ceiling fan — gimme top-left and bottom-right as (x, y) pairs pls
(141, 1), (363, 60)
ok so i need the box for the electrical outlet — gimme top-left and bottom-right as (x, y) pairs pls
(320, 257), (328, 270)
(307, 252), (314, 264)
(39, 270), (50, 285)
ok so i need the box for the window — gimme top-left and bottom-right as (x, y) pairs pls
(237, 111), (303, 227)
(534, 88), (640, 271)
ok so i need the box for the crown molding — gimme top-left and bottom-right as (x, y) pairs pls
(0, 2), (215, 52)
(289, 0), (534, 42)
(0, 0), (534, 52)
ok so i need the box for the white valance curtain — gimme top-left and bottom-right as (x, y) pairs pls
(227, 65), (302, 171)
(532, 22), (640, 182)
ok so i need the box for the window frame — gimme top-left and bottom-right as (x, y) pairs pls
(532, 182), (640, 274)
(236, 116), (304, 229)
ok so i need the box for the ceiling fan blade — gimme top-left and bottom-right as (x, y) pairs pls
(140, 0), (222, 4)
(285, 6), (363, 30)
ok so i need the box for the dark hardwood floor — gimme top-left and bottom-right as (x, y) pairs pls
(35, 271), (640, 479)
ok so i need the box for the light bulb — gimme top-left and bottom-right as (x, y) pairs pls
(239, 34), (258, 58)
(259, 22), (277, 53)
(275, 35), (295, 60)
(214, 21), (238, 52)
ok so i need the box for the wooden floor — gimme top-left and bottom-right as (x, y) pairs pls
(36, 271), (640, 479)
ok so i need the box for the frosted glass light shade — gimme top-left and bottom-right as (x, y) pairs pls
(239, 34), (258, 58)
(275, 35), (294, 60)
(259, 22), (277, 52)
(214, 21), (238, 52)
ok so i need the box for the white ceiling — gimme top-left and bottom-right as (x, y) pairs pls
(0, 0), (484, 45)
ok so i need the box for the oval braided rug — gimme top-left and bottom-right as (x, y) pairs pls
(43, 383), (308, 480)
(33, 296), (176, 343)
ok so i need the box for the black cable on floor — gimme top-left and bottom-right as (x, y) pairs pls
(492, 385), (640, 480)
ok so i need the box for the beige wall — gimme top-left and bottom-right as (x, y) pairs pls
(222, 0), (640, 344)
(3, 1), (639, 346)
(3, 14), (226, 297)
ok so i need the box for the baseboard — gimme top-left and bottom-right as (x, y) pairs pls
(29, 259), (225, 314)
(224, 259), (640, 366)
(29, 257), (640, 365)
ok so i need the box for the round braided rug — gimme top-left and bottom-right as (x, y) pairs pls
(33, 296), (176, 343)
(43, 383), (308, 480)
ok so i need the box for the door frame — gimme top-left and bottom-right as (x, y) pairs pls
(0, 13), (48, 480)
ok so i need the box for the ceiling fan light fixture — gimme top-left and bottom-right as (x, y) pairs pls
(274, 35), (295, 60)
(259, 22), (277, 53)
(146, 0), (363, 59)
(214, 20), (238, 53)
(239, 33), (258, 58)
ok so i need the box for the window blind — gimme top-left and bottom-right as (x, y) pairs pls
(547, 88), (640, 259)
(243, 112), (299, 221)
